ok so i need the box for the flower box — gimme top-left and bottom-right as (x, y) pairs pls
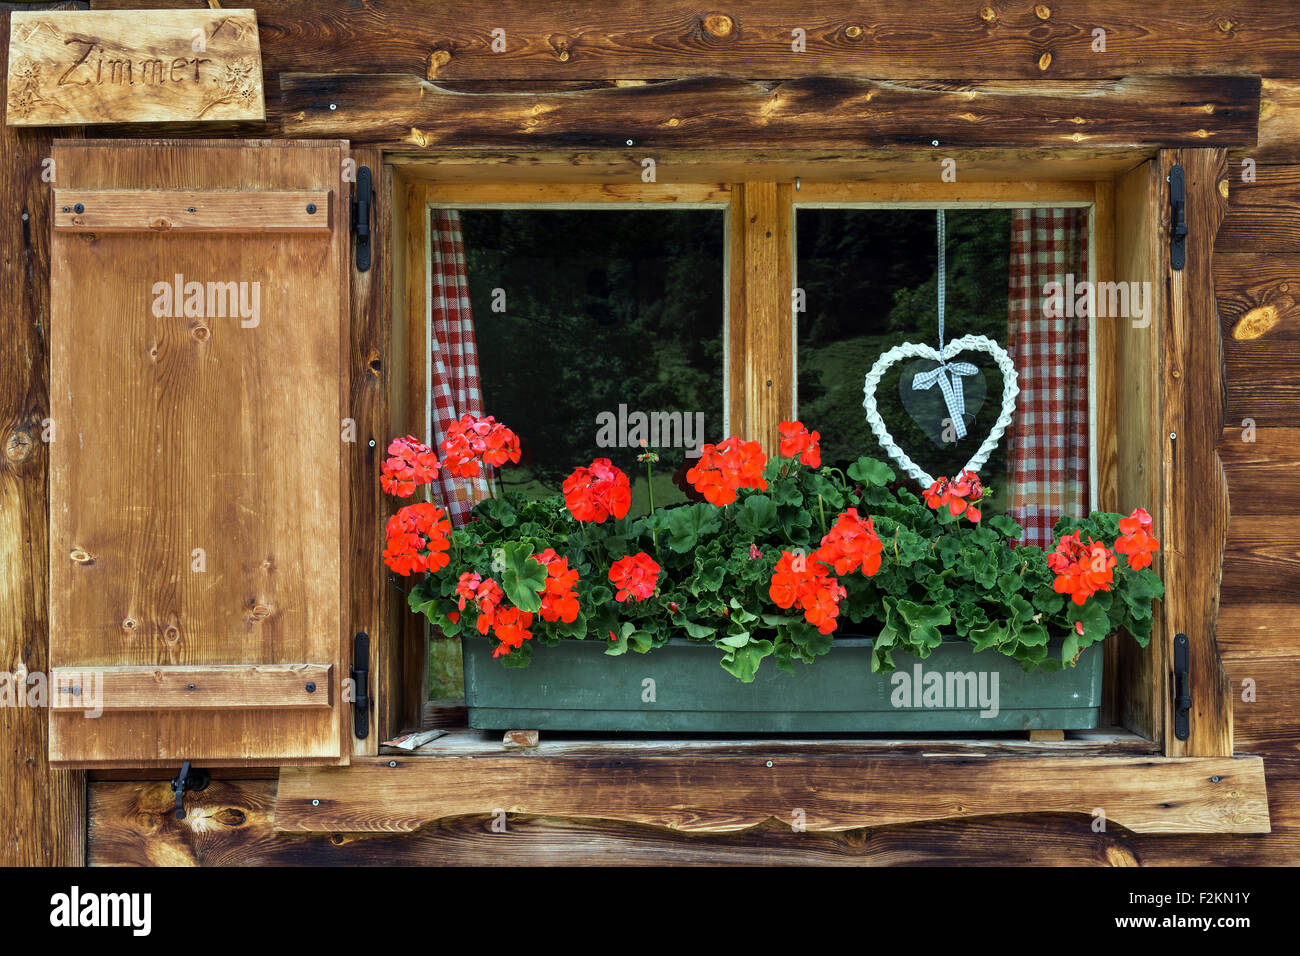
(462, 634), (1104, 733)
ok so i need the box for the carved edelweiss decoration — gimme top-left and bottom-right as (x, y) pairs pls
(197, 57), (260, 117)
(7, 56), (63, 119)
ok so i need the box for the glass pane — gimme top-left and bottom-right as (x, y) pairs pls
(795, 207), (1090, 523)
(454, 207), (727, 511)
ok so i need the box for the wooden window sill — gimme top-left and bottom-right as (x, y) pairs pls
(274, 727), (1268, 836)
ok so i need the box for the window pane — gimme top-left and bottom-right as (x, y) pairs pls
(453, 207), (726, 509)
(796, 207), (1090, 529)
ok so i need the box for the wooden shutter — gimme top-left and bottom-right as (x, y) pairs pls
(48, 140), (351, 768)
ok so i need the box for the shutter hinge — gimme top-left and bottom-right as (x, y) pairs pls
(1173, 632), (1191, 741)
(351, 631), (370, 740)
(350, 164), (373, 273)
(1169, 164), (1187, 271)
(170, 760), (210, 820)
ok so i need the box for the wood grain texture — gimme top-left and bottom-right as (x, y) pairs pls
(387, 149), (1150, 185)
(1215, 252), (1300, 340)
(348, 147), (388, 756)
(48, 139), (351, 767)
(1217, 603), (1300, 659)
(1111, 160), (1163, 745)
(1216, 166), (1300, 253)
(7, 8), (264, 125)
(1221, 515), (1300, 603)
(1160, 148), (1233, 758)
(274, 754), (1268, 835)
(279, 74), (1260, 151)
(0, 0), (87, 866)
(49, 664), (333, 711)
(51, 188), (331, 232)
(1249, 79), (1300, 162)
(89, 1), (1300, 82)
(737, 181), (792, 453)
(1218, 428), (1300, 512)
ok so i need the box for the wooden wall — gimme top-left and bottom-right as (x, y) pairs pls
(5, 0), (1300, 865)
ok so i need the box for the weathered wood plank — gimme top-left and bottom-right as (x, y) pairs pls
(1215, 251), (1300, 341)
(275, 754), (1269, 835)
(1222, 515), (1300, 603)
(1217, 166), (1300, 253)
(49, 664), (333, 711)
(1222, 346), (1300, 428)
(1218, 428), (1300, 512)
(1217, 602), (1300, 658)
(1159, 148), (1233, 758)
(7, 8), (264, 125)
(51, 189), (331, 232)
(738, 181), (792, 453)
(90, 1), (1300, 82)
(0, 0), (87, 866)
(279, 74), (1260, 151)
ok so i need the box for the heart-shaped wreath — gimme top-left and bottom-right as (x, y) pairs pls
(862, 333), (1019, 488)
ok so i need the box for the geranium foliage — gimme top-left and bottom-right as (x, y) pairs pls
(390, 420), (1164, 681)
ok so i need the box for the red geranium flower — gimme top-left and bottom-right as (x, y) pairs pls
(608, 552), (661, 602)
(453, 572), (505, 634)
(440, 414), (521, 479)
(768, 549), (846, 635)
(778, 420), (821, 468)
(1115, 507), (1160, 570)
(380, 435), (440, 497)
(562, 458), (632, 523)
(685, 436), (768, 506)
(923, 469), (985, 523)
(1047, 530), (1118, 605)
(533, 548), (581, 624)
(382, 502), (452, 576)
(813, 508), (884, 577)
(490, 606), (534, 657)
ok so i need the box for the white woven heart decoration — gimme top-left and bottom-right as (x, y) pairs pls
(862, 333), (1019, 487)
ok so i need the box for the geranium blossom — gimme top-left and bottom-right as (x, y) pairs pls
(685, 436), (768, 506)
(923, 469), (985, 523)
(769, 549), (847, 634)
(490, 606), (534, 657)
(533, 548), (581, 624)
(382, 503), (452, 576)
(1115, 507), (1160, 570)
(778, 420), (821, 468)
(813, 508), (884, 577)
(1047, 530), (1118, 605)
(380, 435), (440, 497)
(562, 458), (632, 523)
(608, 552), (661, 602)
(440, 414), (521, 479)
(454, 572), (505, 634)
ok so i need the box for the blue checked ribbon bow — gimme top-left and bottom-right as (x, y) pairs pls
(911, 209), (975, 441)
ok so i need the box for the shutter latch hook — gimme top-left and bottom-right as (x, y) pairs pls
(170, 760), (211, 820)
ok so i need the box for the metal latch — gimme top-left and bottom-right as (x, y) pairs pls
(170, 760), (210, 820)
(1169, 164), (1187, 271)
(351, 164), (373, 272)
(1173, 632), (1191, 741)
(351, 632), (370, 740)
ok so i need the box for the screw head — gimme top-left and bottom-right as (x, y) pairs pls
(625, 138), (634, 146)
(187, 683), (196, 691)
(1211, 775), (1222, 783)
(765, 760), (774, 768)
(311, 799), (320, 807)
(368, 439), (376, 447)
(329, 103), (338, 111)
(73, 203), (84, 214)
(306, 203), (317, 215)
(305, 681), (316, 693)
(388, 760), (397, 768)
(931, 140), (939, 147)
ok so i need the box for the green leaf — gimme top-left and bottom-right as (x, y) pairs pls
(719, 639), (774, 682)
(848, 457), (895, 487)
(666, 503), (723, 553)
(719, 633), (751, 648)
(987, 514), (1022, 540)
(735, 494), (778, 535)
(500, 541), (547, 613)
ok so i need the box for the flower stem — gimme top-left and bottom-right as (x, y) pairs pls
(645, 459), (659, 553)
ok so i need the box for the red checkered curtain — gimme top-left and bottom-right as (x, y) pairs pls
(429, 209), (490, 526)
(1005, 208), (1090, 549)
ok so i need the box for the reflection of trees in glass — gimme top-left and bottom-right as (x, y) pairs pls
(796, 209), (1012, 508)
(457, 209), (726, 499)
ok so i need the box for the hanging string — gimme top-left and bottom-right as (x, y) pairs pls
(911, 209), (977, 440)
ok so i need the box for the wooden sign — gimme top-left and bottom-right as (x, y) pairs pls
(6, 9), (264, 126)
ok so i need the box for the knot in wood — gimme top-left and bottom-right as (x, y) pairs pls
(426, 49), (452, 79)
(548, 33), (573, 61)
(844, 24), (863, 39)
(979, 6), (997, 24)
(701, 12), (734, 39)
(163, 625), (182, 645)
(69, 547), (94, 565)
(121, 617), (138, 632)
(149, 217), (174, 232)
(4, 429), (34, 463)
(191, 324), (210, 342)
(249, 602), (272, 621)
(1037, 51), (1053, 71)
(1034, 4), (1052, 19)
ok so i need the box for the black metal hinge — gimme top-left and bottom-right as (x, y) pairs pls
(1173, 632), (1191, 741)
(351, 631), (370, 740)
(1169, 164), (1187, 271)
(351, 164), (373, 273)
(170, 760), (210, 820)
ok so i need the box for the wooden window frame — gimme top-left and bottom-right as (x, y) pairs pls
(319, 151), (1266, 837)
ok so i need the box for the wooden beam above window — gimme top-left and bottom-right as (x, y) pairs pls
(280, 74), (1260, 151)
